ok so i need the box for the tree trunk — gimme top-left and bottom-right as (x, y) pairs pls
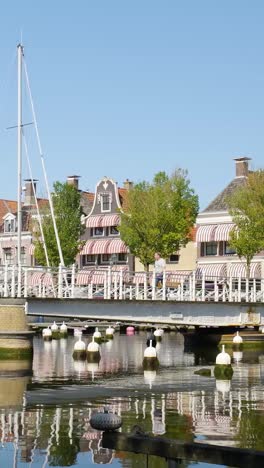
(144, 264), (149, 272)
(246, 258), (251, 279)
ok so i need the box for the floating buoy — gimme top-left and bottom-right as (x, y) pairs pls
(143, 340), (159, 370)
(216, 379), (231, 394)
(154, 329), (163, 342)
(214, 345), (233, 379)
(93, 327), (102, 343)
(87, 337), (100, 362)
(144, 370), (156, 389)
(233, 351), (243, 363)
(73, 337), (86, 360)
(74, 328), (83, 337)
(51, 321), (60, 340)
(233, 331), (243, 349)
(90, 408), (122, 431)
(42, 326), (52, 341)
(60, 321), (68, 338)
(105, 326), (115, 338)
(126, 326), (135, 336)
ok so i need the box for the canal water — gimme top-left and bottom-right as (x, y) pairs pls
(0, 331), (264, 467)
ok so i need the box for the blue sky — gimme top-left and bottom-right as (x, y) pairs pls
(0, 1), (264, 209)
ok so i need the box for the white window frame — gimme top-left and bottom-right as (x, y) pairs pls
(100, 193), (111, 213)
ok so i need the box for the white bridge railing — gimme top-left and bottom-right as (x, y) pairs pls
(0, 264), (264, 303)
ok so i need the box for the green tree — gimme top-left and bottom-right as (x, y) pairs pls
(34, 181), (84, 267)
(227, 171), (264, 277)
(119, 170), (199, 270)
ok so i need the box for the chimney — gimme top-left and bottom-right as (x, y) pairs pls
(67, 175), (80, 190)
(123, 178), (133, 190)
(24, 179), (37, 206)
(234, 157), (251, 178)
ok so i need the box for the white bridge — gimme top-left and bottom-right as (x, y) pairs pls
(1, 264), (264, 304)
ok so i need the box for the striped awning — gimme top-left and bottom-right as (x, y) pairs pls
(86, 216), (103, 228)
(167, 271), (192, 282)
(196, 225), (217, 243)
(107, 239), (129, 254)
(93, 239), (111, 255)
(91, 270), (107, 285)
(228, 262), (261, 279)
(76, 270), (93, 286)
(28, 271), (44, 287)
(81, 240), (96, 255)
(196, 263), (227, 279)
(0, 242), (14, 249)
(133, 272), (152, 284)
(214, 224), (236, 242)
(29, 244), (35, 255)
(101, 214), (120, 227)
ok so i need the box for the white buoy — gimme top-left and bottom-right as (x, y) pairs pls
(42, 327), (52, 341)
(73, 336), (86, 360)
(60, 321), (68, 337)
(233, 351), (243, 363)
(93, 327), (102, 343)
(214, 345), (233, 379)
(87, 337), (100, 362)
(143, 340), (159, 369)
(106, 326), (115, 338)
(216, 345), (231, 365)
(51, 321), (58, 331)
(154, 329), (163, 341)
(233, 331), (243, 345)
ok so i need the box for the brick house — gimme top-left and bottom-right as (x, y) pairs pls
(196, 157), (264, 279)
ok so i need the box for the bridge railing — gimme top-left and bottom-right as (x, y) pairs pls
(0, 264), (264, 302)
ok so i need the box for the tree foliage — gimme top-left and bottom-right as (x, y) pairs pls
(227, 170), (264, 276)
(119, 170), (199, 270)
(34, 182), (84, 267)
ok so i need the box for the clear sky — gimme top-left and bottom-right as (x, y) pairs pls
(0, 1), (264, 209)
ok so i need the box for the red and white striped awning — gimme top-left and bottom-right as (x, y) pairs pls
(101, 214), (120, 227)
(28, 271), (44, 287)
(228, 262), (261, 279)
(107, 239), (129, 254)
(196, 263), (227, 279)
(214, 224), (236, 242)
(86, 216), (103, 228)
(133, 272), (152, 284)
(76, 270), (93, 286)
(81, 240), (96, 255)
(167, 271), (192, 281)
(29, 244), (35, 255)
(196, 225), (217, 243)
(93, 239), (111, 255)
(91, 270), (107, 285)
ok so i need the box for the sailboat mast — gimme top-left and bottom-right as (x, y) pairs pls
(17, 43), (23, 266)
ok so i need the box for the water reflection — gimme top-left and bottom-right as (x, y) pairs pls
(0, 333), (263, 466)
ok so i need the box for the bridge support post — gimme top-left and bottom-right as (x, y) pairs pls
(0, 301), (34, 360)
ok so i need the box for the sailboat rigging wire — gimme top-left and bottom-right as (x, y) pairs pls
(23, 59), (65, 267)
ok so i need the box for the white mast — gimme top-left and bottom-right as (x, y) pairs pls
(17, 43), (23, 267)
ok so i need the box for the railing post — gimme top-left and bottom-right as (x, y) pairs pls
(114, 273), (118, 300)
(151, 272), (156, 300)
(253, 279), (256, 302)
(58, 263), (63, 299)
(214, 278), (218, 302)
(261, 278), (264, 303)
(4, 263), (8, 298)
(104, 272), (107, 299)
(135, 281), (139, 300)
(11, 265), (16, 297)
(144, 272), (147, 300)
(238, 277), (241, 302)
(24, 268), (28, 298)
(201, 272), (205, 302)
(229, 277), (233, 302)
(17, 263), (22, 298)
(180, 278), (184, 301)
(107, 266), (111, 300)
(71, 264), (76, 299)
(162, 271), (166, 301)
(245, 277), (249, 302)
(192, 271), (196, 301)
(119, 269), (123, 300)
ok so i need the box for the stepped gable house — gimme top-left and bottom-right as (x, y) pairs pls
(80, 177), (133, 271)
(196, 157), (264, 279)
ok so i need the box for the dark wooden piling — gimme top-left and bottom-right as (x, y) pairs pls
(102, 431), (264, 467)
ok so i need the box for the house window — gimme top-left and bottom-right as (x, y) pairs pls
(224, 242), (236, 255)
(4, 218), (15, 233)
(3, 248), (13, 265)
(84, 255), (96, 264)
(168, 254), (180, 263)
(101, 254), (111, 263)
(110, 226), (119, 235)
(101, 194), (110, 212)
(94, 227), (104, 236)
(118, 253), (127, 263)
(205, 242), (217, 256)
